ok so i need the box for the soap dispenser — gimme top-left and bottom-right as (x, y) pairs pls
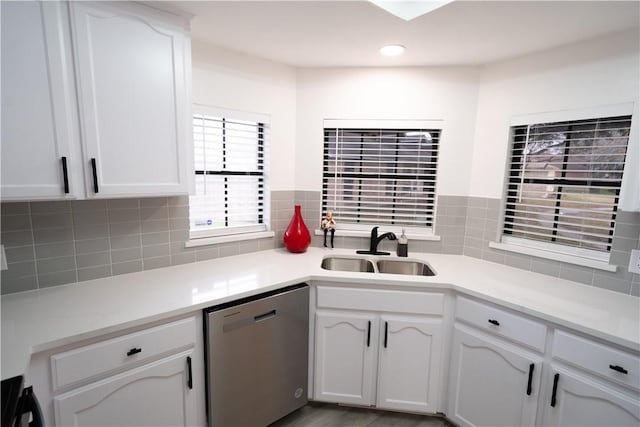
(397, 229), (408, 257)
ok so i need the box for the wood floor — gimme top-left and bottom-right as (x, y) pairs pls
(270, 402), (454, 427)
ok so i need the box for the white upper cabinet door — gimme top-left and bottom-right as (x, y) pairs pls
(543, 367), (640, 427)
(314, 311), (378, 406)
(69, 1), (191, 197)
(376, 316), (443, 414)
(447, 324), (542, 427)
(1, 1), (82, 200)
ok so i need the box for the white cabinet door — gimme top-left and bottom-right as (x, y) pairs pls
(69, 1), (191, 197)
(1, 1), (82, 200)
(314, 311), (378, 406)
(54, 350), (198, 427)
(377, 316), (443, 414)
(447, 324), (541, 427)
(543, 367), (640, 427)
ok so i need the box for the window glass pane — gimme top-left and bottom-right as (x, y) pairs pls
(556, 189), (615, 251)
(227, 176), (262, 227)
(323, 127), (439, 228)
(506, 181), (556, 242)
(225, 121), (259, 172)
(503, 115), (630, 255)
(190, 176), (225, 230)
(190, 111), (267, 235)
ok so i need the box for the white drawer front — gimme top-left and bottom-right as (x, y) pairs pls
(316, 286), (444, 315)
(553, 330), (640, 391)
(51, 316), (197, 391)
(455, 296), (547, 352)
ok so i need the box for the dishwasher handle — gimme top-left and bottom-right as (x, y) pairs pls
(254, 310), (276, 322)
(221, 309), (278, 332)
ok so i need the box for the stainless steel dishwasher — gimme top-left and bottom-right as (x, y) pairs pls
(204, 283), (309, 427)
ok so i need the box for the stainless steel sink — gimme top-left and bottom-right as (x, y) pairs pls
(376, 259), (436, 276)
(320, 256), (435, 276)
(321, 257), (375, 273)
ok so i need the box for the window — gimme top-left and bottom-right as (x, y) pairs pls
(322, 120), (440, 234)
(502, 114), (632, 260)
(190, 106), (269, 239)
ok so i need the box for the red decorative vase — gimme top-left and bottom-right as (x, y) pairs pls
(283, 205), (311, 253)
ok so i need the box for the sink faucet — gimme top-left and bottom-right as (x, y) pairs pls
(356, 226), (397, 255)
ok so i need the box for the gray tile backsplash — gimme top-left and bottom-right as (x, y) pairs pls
(1, 192), (638, 296)
(460, 196), (639, 295)
(297, 192), (639, 295)
(1, 191), (295, 294)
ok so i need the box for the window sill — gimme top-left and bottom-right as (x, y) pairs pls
(185, 231), (275, 248)
(313, 229), (441, 241)
(488, 241), (617, 272)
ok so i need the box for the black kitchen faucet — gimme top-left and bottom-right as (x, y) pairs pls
(356, 226), (397, 255)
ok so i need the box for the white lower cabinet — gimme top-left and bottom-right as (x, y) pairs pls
(314, 309), (443, 413)
(445, 297), (640, 427)
(54, 350), (197, 427)
(27, 314), (205, 427)
(542, 367), (640, 427)
(541, 330), (640, 427)
(447, 324), (542, 427)
(26, 284), (640, 427)
(314, 312), (378, 406)
(376, 315), (443, 413)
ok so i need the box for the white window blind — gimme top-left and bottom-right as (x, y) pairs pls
(503, 115), (631, 257)
(190, 109), (269, 238)
(322, 127), (440, 229)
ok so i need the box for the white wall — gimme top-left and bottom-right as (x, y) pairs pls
(294, 66), (482, 195)
(469, 29), (640, 205)
(191, 29), (639, 207)
(191, 41), (297, 191)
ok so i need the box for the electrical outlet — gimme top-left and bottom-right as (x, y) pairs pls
(629, 249), (640, 274)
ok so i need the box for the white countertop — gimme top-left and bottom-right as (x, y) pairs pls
(2, 247), (639, 381)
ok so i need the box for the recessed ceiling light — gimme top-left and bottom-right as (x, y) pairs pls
(380, 44), (406, 56)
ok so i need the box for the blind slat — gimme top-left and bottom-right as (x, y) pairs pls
(511, 147), (628, 154)
(323, 126), (440, 228)
(505, 215), (615, 233)
(507, 229), (610, 247)
(191, 112), (268, 232)
(503, 114), (631, 254)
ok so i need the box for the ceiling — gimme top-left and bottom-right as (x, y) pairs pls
(170, 1), (640, 68)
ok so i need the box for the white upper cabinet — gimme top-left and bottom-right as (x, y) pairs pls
(1, 1), (82, 200)
(69, 1), (191, 197)
(1, 1), (192, 201)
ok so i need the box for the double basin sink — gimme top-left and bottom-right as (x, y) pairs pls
(321, 256), (436, 276)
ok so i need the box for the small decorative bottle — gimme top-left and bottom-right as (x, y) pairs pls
(283, 205), (311, 253)
(397, 229), (408, 257)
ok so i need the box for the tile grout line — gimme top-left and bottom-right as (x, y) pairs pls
(105, 201), (115, 278)
(168, 198), (174, 265)
(137, 199), (144, 271)
(27, 202), (40, 290)
(68, 202), (80, 286)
